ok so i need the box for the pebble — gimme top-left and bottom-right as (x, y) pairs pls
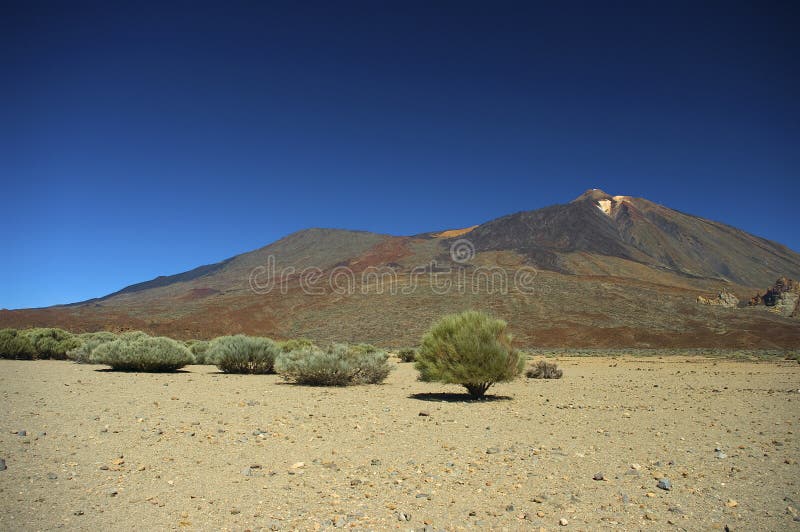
(47, 472), (58, 480)
(397, 511), (411, 521)
(486, 447), (501, 454)
(415, 493), (431, 500)
(725, 499), (738, 508)
(559, 517), (569, 526)
(0, 459), (6, 471)
(370, 459), (381, 466)
(418, 411), (430, 416)
(17, 430), (27, 437)
(593, 472), (605, 481)
(657, 478), (672, 491)
(715, 451), (727, 459)
(506, 504), (515, 512)
(107, 489), (118, 497)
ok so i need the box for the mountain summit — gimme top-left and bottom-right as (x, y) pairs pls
(2, 191), (799, 348)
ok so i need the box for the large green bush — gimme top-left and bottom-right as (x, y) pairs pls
(90, 331), (194, 371)
(186, 340), (212, 364)
(275, 344), (392, 386)
(415, 311), (524, 398)
(0, 328), (36, 360)
(397, 348), (417, 362)
(67, 331), (118, 363)
(207, 335), (280, 374)
(22, 328), (81, 360)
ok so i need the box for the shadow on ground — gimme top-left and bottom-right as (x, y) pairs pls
(408, 392), (512, 403)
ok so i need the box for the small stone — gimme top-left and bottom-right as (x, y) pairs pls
(630, 463), (641, 470)
(291, 462), (305, 469)
(486, 447), (501, 454)
(17, 430), (26, 437)
(47, 473), (58, 480)
(416, 493), (431, 500)
(537, 511), (545, 518)
(559, 517), (569, 526)
(397, 511), (411, 521)
(725, 499), (738, 508)
(333, 515), (347, 528)
(241, 467), (254, 477)
(107, 489), (118, 497)
(418, 411), (430, 417)
(370, 459), (381, 466)
(0, 459), (6, 471)
(73, 510), (84, 516)
(468, 510), (476, 516)
(715, 451), (727, 459)
(506, 504), (515, 512)
(593, 472), (605, 481)
(657, 478), (672, 491)
(230, 508), (240, 515)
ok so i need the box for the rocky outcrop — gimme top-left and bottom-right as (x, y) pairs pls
(697, 289), (739, 308)
(747, 277), (800, 319)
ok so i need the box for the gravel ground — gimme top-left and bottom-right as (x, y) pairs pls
(1, 357), (799, 531)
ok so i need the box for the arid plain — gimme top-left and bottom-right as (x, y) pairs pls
(1, 356), (798, 531)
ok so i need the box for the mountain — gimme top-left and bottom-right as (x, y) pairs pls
(2, 189), (799, 348)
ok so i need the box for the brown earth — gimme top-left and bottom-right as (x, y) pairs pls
(1, 357), (799, 530)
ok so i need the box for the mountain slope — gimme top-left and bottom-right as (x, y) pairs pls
(2, 190), (799, 348)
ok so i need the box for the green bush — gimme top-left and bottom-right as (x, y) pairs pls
(90, 332), (194, 371)
(186, 340), (212, 364)
(275, 344), (392, 386)
(278, 338), (317, 353)
(0, 328), (36, 360)
(22, 328), (81, 360)
(526, 360), (563, 379)
(67, 331), (118, 363)
(207, 335), (279, 374)
(397, 348), (416, 362)
(415, 311), (524, 398)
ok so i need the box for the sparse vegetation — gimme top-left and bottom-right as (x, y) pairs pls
(0, 328), (36, 359)
(415, 310), (524, 398)
(278, 338), (317, 353)
(67, 331), (118, 363)
(526, 360), (563, 379)
(90, 331), (194, 371)
(207, 335), (280, 374)
(22, 328), (81, 360)
(275, 343), (391, 386)
(398, 348), (416, 362)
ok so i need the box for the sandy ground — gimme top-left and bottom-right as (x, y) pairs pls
(1, 357), (799, 531)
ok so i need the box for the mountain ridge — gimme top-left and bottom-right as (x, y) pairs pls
(2, 190), (799, 348)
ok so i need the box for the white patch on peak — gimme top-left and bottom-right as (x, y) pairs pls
(597, 199), (612, 215)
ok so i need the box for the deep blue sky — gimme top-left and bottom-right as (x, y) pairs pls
(2, 1), (798, 309)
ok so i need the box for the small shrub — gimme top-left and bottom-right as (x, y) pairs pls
(90, 332), (194, 371)
(67, 331), (118, 363)
(278, 338), (317, 353)
(415, 310), (524, 398)
(186, 340), (212, 364)
(0, 328), (36, 360)
(207, 335), (279, 374)
(397, 348), (416, 362)
(22, 328), (81, 360)
(526, 360), (563, 379)
(275, 344), (392, 386)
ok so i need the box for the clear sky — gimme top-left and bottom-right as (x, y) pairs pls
(2, 1), (798, 309)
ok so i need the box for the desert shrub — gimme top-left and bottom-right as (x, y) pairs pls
(67, 331), (118, 363)
(526, 360), (563, 379)
(90, 332), (194, 371)
(207, 335), (279, 374)
(22, 328), (81, 360)
(397, 348), (416, 362)
(278, 338), (317, 353)
(415, 310), (524, 398)
(275, 344), (392, 386)
(186, 340), (212, 364)
(0, 328), (36, 360)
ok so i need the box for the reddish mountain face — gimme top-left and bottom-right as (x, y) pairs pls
(2, 190), (799, 348)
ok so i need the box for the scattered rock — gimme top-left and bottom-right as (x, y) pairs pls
(47, 472), (58, 480)
(657, 478), (672, 491)
(107, 489), (118, 497)
(370, 459), (381, 466)
(715, 450), (727, 459)
(726, 499), (738, 508)
(17, 430), (26, 437)
(486, 447), (501, 454)
(290, 462), (305, 469)
(593, 472), (605, 481)
(418, 411), (430, 417)
(415, 493), (431, 500)
(73, 510), (84, 516)
(505, 504), (515, 512)
(397, 511), (411, 521)
(0, 459), (6, 471)
(559, 517), (569, 526)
